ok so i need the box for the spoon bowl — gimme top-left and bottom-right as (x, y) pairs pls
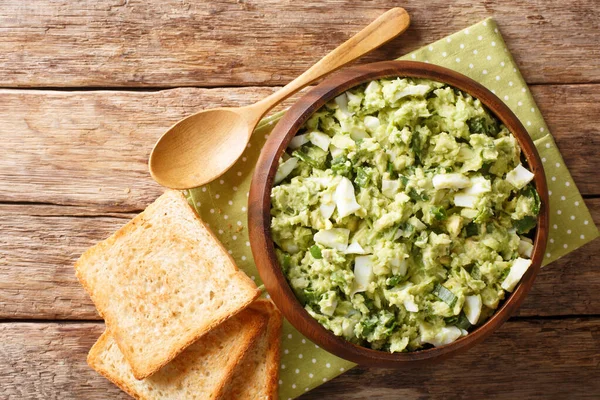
(148, 8), (410, 189)
(149, 107), (256, 189)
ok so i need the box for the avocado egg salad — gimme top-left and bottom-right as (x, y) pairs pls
(270, 77), (540, 352)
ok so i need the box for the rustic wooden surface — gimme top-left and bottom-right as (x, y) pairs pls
(0, 1), (598, 399)
(1, 319), (599, 399)
(0, 84), (598, 211)
(1, 0), (599, 87)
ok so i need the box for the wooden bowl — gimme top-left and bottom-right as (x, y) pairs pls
(248, 61), (549, 366)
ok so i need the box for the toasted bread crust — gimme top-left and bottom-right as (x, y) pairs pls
(219, 298), (283, 400)
(75, 190), (260, 379)
(88, 309), (268, 400)
(87, 331), (144, 400)
(253, 299), (283, 400)
(211, 311), (268, 399)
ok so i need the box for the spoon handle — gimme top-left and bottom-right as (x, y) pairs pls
(253, 7), (410, 115)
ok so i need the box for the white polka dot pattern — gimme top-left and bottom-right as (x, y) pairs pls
(182, 17), (599, 400)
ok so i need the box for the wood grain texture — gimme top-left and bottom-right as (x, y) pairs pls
(0, 1), (598, 397)
(533, 84), (600, 190)
(0, 86), (287, 211)
(0, 0), (598, 88)
(303, 317), (600, 400)
(0, 319), (597, 399)
(0, 205), (134, 319)
(0, 201), (597, 320)
(145, 8), (411, 189)
(0, 323), (126, 399)
(0, 84), (598, 214)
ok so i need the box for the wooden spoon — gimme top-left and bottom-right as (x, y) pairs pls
(149, 8), (410, 189)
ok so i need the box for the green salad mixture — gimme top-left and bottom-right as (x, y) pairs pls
(270, 77), (540, 352)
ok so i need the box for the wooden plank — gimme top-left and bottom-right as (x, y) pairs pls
(0, 205), (134, 320)
(0, 86), (285, 211)
(1, 319), (598, 399)
(304, 317), (600, 400)
(0, 323), (127, 399)
(532, 84), (600, 192)
(0, 0), (599, 87)
(0, 84), (598, 213)
(0, 201), (598, 320)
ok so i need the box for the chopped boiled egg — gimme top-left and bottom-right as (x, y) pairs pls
(345, 241), (367, 254)
(335, 93), (351, 117)
(445, 214), (463, 237)
(365, 80), (381, 95)
(453, 193), (479, 208)
(408, 216), (427, 231)
(460, 208), (479, 219)
(352, 255), (373, 294)
(453, 176), (491, 207)
(381, 179), (400, 198)
(289, 133), (309, 149)
(389, 255), (408, 276)
(464, 294), (482, 325)
(331, 134), (355, 150)
(506, 164), (535, 189)
(393, 84), (431, 101)
(320, 203), (336, 220)
(313, 228), (350, 251)
(330, 145), (344, 158)
(394, 192), (411, 204)
(432, 173), (471, 190)
(403, 297), (419, 312)
(334, 177), (361, 218)
(423, 326), (462, 347)
(518, 238), (534, 258)
(346, 124), (369, 140)
(385, 283), (418, 312)
(308, 131), (331, 151)
(364, 116), (381, 132)
(274, 157), (298, 184)
(346, 91), (361, 104)
(463, 176), (491, 195)
(501, 257), (532, 292)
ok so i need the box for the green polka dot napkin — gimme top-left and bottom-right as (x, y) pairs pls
(184, 17), (599, 400)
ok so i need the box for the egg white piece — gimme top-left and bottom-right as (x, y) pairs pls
(334, 177), (361, 218)
(501, 257), (532, 292)
(345, 241), (367, 254)
(313, 228), (350, 251)
(364, 116), (381, 133)
(403, 297), (419, 312)
(432, 173), (471, 190)
(288, 134), (309, 149)
(454, 193), (479, 208)
(335, 93), (351, 118)
(381, 179), (400, 198)
(274, 157), (298, 184)
(353, 255), (374, 293)
(424, 326), (462, 347)
(330, 145), (344, 158)
(463, 176), (491, 195)
(308, 131), (331, 152)
(464, 294), (482, 325)
(518, 238), (534, 258)
(506, 164), (535, 189)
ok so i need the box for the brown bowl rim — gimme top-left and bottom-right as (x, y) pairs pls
(248, 60), (549, 366)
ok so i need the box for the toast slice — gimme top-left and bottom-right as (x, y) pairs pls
(88, 307), (268, 400)
(220, 299), (283, 400)
(75, 190), (260, 379)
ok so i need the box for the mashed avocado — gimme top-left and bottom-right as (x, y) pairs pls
(270, 77), (540, 352)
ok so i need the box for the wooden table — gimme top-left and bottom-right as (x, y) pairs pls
(1, 1), (599, 399)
